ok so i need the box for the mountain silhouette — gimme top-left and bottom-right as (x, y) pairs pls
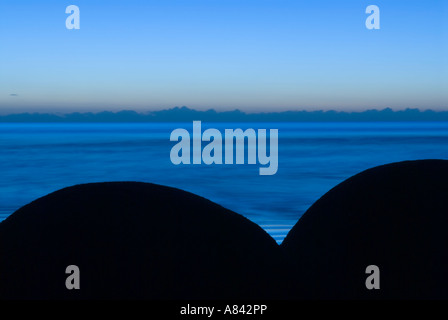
(1, 107), (448, 122)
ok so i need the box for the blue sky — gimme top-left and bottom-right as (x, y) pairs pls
(0, 0), (447, 113)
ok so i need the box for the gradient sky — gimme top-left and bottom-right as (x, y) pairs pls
(0, 0), (447, 113)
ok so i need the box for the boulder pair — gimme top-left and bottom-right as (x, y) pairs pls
(1, 160), (447, 299)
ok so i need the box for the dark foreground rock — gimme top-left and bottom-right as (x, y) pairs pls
(281, 160), (448, 299)
(0, 182), (288, 300)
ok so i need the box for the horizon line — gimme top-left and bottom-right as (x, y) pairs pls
(2, 106), (448, 115)
(2, 106), (448, 122)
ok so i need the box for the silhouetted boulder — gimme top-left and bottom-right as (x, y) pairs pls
(281, 160), (448, 299)
(0, 182), (288, 300)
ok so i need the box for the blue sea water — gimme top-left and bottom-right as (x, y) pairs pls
(1, 122), (448, 244)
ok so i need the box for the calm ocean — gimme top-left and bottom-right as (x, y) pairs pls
(1, 122), (448, 243)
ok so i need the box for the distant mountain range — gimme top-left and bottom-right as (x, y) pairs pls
(1, 107), (448, 122)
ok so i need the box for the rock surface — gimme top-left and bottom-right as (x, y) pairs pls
(0, 182), (288, 300)
(281, 160), (448, 299)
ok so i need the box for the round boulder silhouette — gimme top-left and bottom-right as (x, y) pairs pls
(281, 160), (448, 299)
(0, 182), (288, 300)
